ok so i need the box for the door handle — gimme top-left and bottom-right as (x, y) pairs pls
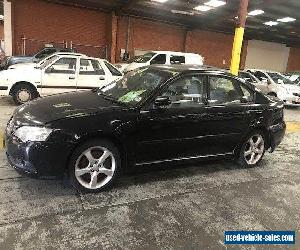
(99, 76), (105, 80)
(69, 76), (75, 80)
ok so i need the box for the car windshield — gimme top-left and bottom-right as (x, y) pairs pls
(268, 72), (297, 85)
(99, 67), (177, 105)
(39, 55), (59, 68)
(128, 53), (156, 63)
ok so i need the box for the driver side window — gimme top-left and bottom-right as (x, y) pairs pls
(48, 58), (77, 74)
(161, 75), (205, 108)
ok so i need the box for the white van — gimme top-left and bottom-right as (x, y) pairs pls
(115, 51), (204, 73)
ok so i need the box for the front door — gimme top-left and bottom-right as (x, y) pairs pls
(135, 74), (210, 164)
(76, 58), (107, 90)
(41, 57), (78, 96)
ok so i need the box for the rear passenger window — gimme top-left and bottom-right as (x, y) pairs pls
(80, 59), (105, 75)
(170, 55), (185, 64)
(209, 76), (244, 105)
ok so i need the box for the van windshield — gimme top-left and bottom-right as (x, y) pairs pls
(129, 53), (155, 63)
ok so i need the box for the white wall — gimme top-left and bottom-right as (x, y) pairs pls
(245, 40), (290, 72)
(4, 0), (12, 56)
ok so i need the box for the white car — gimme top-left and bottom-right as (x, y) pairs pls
(0, 53), (123, 104)
(246, 69), (300, 106)
(115, 51), (204, 73)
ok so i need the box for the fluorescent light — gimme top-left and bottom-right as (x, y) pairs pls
(264, 21), (278, 26)
(194, 5), (212, 11)
(152, 0), (168, 3)
(248, 9), (264, 16)
(277, 17), (296, 22)
(204, 0), (226, 8)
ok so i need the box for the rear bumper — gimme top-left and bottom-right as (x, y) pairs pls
(268, 121), (286, 152)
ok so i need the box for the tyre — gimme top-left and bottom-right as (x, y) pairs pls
(237, 131), (266, 167)
(12, 83), (38, 105)
(69, 139), (121, 193)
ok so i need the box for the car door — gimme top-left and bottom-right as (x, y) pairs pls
(135, 74), (212, 164)
(204, 74), (254, 154)
(41, 56), (78, 96)
(76, 58), (107, 89)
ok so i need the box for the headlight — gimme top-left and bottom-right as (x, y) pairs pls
(14, 126), (53, 142)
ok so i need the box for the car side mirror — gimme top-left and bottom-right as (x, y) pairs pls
(45, 67), (54, 74)
(154, 96), (171, 108)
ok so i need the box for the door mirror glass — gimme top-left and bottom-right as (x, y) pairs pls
(154, 96), (171, 107)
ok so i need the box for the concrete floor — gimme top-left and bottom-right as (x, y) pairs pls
(0, 96), (299, 249)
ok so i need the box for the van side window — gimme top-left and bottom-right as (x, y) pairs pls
(150, 54), (166, 65)
(170, 55), (185, 64)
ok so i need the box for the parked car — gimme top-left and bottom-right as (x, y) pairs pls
(5, 65), (286, 192)
(115, 51), (204, 73)
(0, 53), (123, 104)
(0, 47), (75, 70)
(246, 69), (300, 105)
(284, 72), (300, 85)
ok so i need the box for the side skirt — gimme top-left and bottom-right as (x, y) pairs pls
(135, 152), (233, 166)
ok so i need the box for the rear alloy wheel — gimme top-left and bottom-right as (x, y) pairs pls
(238, 132), (266, 167)
(69, 140), (120, 192)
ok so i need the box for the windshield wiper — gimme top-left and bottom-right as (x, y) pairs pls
(97, 90), (129, 106)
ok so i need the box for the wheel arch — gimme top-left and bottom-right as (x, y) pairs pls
(66, 132), (129, 172)
(233, 126), (271, 158)
(9, 81), (39, 96)
(267, 92), (277, 97)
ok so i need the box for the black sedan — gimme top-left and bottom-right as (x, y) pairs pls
(5, 65), (286, 192)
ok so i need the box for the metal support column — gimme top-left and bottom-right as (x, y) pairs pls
(230, 0), (249, 75)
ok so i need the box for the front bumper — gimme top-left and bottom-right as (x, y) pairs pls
(5, 134), (75, 178)
(268, 121), (286, 152)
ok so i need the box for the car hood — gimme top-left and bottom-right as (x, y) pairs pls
(13, 90), (126, 125)
(124, 62), (146, 72)
(8, 62), (37, 70)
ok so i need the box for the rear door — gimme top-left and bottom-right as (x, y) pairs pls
(76, 58), (107, 89)
(204, 74), (254, 154)
(41, 56), (78, 96)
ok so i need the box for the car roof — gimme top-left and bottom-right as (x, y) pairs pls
(148, 64), (227, 75)
(149, 51), (202, 56)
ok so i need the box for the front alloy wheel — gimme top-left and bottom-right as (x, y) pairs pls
(69, 140), (120, 192)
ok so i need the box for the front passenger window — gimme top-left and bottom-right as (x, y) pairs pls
(209, 76), (244, 105)
(150, 54), (166, 65)
(161, 75), (205, 108)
